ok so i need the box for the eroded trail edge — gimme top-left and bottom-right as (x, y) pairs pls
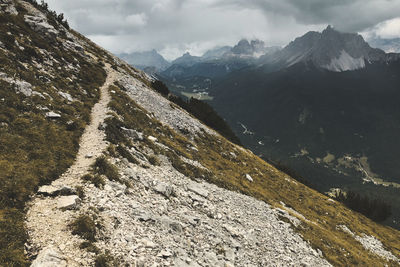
(26, 64), (117, 266)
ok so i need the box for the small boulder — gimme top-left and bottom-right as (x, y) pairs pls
(37, 185), (59, 196)
(24, 14), (59, 38)
(158, 249), (173, 258)
(245, 174), (253, 182)
(141, 238), (157, 248)
(46, 111), (61, 119)
(14, 80), (33, 97)
(153, 182), (174, 198)
(148, 135), (157, 142)
(223, 224), (241, 238)
(57, 195), (80, 210)
(58, 186), (76, 196)
(120, 127), (144, 140)
(31, 247), (67, 267)
(38, 185), (75, 196)
(187, 182), (209, 198)
(58, 91), (73, 102)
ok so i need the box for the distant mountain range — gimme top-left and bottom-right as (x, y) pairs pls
(118, 39), (281, 74)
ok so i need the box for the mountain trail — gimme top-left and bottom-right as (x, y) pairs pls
(25, 64), (117, 266)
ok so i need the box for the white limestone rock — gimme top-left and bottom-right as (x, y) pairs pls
(57, 195), (80, 210)
(58, 91), (73, 102)
(121, 127), (144, 140)
(0, 1), (18, 15)
(187, 182), (209, 198)
(148, 135), (157, 142)
(46, 111), (61, 119)
(153, 182), (175, 198)
(31, 247), (67, 267)
(245, 174), (253, 182)
(24, 14), (59, 38)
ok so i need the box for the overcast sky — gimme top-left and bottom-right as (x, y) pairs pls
(45, 0), (400, 60)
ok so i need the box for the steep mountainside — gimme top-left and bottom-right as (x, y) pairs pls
(1, 1), (400, 266)
(162, 26), (400, 230)
(210, 60), (400, 229)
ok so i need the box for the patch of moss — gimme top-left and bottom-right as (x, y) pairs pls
(147, 155), (160, 166)
(92, 156), (120, 182)
(94, 252), (116, 267)
(79, 241), (100, 254)
(82, 174), (105, 188)
(116, 145), (139, 164)
(70, 214), (98, 242)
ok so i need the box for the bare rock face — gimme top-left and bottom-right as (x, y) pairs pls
(0, 0), (18, 15)
(24, 14), (59, 38)
(31, 247), (67, 267)
(0, 72), (34, 96)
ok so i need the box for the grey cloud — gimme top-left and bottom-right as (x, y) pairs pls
(44, 0), (400, 59)
(218, 0), (400, 32)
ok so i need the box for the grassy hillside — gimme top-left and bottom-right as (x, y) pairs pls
(0, 2), (106, 264)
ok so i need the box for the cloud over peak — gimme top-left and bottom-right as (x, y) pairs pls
(45, 0), (400, 60)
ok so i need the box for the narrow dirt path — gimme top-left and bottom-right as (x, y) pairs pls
(53, 65), (116, 187)
(26, 64), (117, 266)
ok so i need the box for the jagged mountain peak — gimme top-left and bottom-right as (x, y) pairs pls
(171, 51), (202, 67)
(268, 25), (397, 72)
(231, 38), (273, 57)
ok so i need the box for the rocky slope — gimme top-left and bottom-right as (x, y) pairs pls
(1, 1), (400, 266)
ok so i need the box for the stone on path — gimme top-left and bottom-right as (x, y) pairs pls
(31, 247), (67, 267)
(57, 195), (80, 210)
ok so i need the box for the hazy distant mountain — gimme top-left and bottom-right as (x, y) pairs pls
(229, 39), (280, 58)
(160, 39), (280, 82)
(201, 46), (232, 60)
(368, 37), (400, 53)
(118, 50), (171, 71)
(263, 26), (399, 72)
(171, 52), (202, 67)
